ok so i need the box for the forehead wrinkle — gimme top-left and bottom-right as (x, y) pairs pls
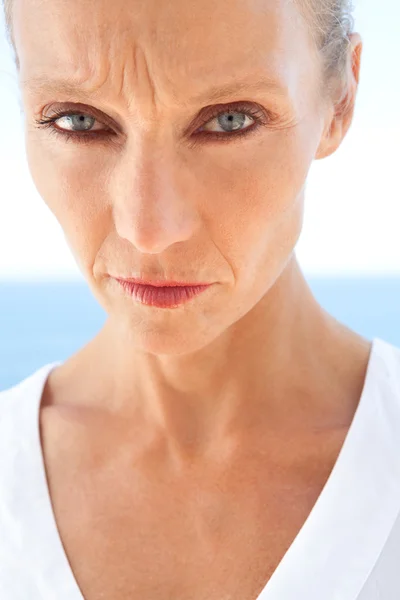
(21, 38), (164, 111)
(21, 72), (288, 109)
(17, 0), (305, 113)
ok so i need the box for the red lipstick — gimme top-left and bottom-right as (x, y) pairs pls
(113, 277), (212, 308)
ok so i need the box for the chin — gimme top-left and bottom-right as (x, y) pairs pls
(94, 277), (243, 356)
(115, 310), (222, 355)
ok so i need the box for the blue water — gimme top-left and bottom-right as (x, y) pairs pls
(1, 277), (399, 391)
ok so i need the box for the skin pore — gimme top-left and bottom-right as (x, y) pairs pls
(9, 0), (371, 596)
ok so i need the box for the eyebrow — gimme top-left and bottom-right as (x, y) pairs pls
(21, 76), (99, 100)
(190, 78), (286, 103)
(21, 75), (286, 104)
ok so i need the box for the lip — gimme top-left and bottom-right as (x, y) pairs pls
(114, 277), (211, 288)
(112, 277), (213, 308)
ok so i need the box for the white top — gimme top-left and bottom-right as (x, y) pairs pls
(1, 337), (400, 599)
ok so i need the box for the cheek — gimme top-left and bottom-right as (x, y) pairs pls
(202, 124), (316, 282)
(24, 131), (110, 273)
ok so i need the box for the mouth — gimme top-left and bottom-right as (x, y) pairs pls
(112, 277), (213, 308)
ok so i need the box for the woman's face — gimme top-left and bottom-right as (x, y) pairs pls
(15, 0), (339, 354)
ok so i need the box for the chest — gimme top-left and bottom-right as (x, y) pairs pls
(50, 480), (321, 600)
(40, 412), (347, 600)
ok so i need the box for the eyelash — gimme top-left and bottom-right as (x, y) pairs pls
(34, 102), (271, 147)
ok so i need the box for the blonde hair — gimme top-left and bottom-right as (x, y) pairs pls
(296, 0), (355, 78)
(2, 0), (354, 84)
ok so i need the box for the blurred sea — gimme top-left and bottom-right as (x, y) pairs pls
(1, 276), (400, 391)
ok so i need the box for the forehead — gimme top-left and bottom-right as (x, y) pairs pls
(14, 0), (318, 103)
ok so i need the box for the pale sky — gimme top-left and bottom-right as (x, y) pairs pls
(0, 0), (399, 280)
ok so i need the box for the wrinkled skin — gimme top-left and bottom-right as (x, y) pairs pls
(13, 0), (368, 450)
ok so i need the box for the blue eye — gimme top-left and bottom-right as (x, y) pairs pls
(35, 110), (115, 145)
(55, 114), (98, 132)
(35, 101), (271, 146)
(202, 111), (254, 133)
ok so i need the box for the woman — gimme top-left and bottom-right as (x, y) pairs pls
(1, 0), (399, 598)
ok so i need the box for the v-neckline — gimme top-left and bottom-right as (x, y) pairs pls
(28, 337), (400, 600)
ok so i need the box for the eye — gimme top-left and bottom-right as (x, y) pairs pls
(192, 102), (271, 144)
(40, 112), (106, 133)
(34, 101), (272, 146)
(201, 110), (255, 134)
(34, 108), (115, 145)
(56, 113), (103, 132)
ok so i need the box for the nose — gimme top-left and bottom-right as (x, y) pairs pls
(111, 140), (198, 254)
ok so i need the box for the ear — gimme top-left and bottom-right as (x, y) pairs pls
(315, 33), (363, 160)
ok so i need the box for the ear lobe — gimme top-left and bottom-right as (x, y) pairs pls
(315, 113), (344, 160)
(315, 83), (356, 160)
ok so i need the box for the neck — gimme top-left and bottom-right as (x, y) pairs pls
(51, 256), (371, 461)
